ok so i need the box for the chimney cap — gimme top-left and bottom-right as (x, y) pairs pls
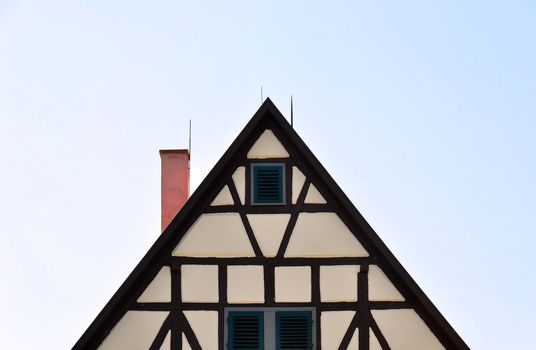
(159, 149), (190, 159)
(159, 149), (189, 154)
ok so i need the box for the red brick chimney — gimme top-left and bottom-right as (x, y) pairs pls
(160, 149), (190, 232)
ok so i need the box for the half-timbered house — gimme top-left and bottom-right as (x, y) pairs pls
(73, 99), (468, 350)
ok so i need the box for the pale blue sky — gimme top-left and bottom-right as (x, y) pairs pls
(0, 1), (535, 349)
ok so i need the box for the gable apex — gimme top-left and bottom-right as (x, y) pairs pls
(247, 129), (290, 159)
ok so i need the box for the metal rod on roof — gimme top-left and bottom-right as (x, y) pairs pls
(291, 95), (294, 127)
(261, 85), (263, 104)
(188, 119), (192, 156)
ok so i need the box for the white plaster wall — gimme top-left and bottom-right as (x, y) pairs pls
(210, 185), (234, 206)
(247, 129), (290, 159)
(183, 311), (219, 350)
(292, 166), (306, 204)
(372, 309), (445, 350)
(345, 328), (382, 350)
(247, 214), (290, 257)
(274, 266), (311, 302)
(370, 328), (382, 350)
(320, 311), (355, 350)
(285, 212), (369, 257)
(304, 184), (327, 204)
(227, 265), (264, 303)
(320, 265), (359, 302)
(348, 328), (359, 349)
(137, 266), (171, 303)
(181, 265), (219, 303)
(159, 331), (170, 350)
(232, 167), (246, 204)
(368, 265), (405, 301)
(97, 311), (168, 350)
(182, 333), (192, 350)
(173, 213), (255, 257)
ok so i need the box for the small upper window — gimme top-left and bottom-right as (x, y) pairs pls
(251, 163), (285, 205)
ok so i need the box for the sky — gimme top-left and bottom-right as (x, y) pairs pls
(0, 0), (535, 349)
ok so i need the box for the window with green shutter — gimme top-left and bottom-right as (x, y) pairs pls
(227, 309), (314, 350)
(228, 311), (264, 350)
(251, 164), (285, 205)
(276, 311), (313, 350)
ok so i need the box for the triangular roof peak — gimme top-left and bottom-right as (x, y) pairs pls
(74, 100), (468, 349)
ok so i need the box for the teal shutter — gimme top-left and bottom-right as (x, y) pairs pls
(276, 311), (313, 350)
(252, 164), (284, 204)
(228, 311), (264, 350)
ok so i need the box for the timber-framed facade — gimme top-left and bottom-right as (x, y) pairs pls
(73, 99), (469, 350)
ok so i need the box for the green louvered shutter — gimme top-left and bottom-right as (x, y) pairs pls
(228, 312), (264, 350)
(276, 311), (313, 350)
(252, 164), (285, 204)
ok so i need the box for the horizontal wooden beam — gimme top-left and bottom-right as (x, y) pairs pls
(170, 256), (374, 266)
(131, 301), (410, 312)
(203, 204), (332, 214)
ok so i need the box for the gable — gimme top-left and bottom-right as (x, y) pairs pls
(74, 99), (468, 350)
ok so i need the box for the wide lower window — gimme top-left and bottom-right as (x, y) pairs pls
(227, 309), (313, 350)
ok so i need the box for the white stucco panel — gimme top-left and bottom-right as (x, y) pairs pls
(227, 265), (265, 303)
(232, 166), (246, 204)
(247, 129), (290, 159)
(210, 185), (234, 206)
(183, 311), (219, 350)
(159, 331), (170, 350)
(137, 266), (171, 303)
(182, 333), (192, 350)
(372, 309), (445, 350)
(320, 311), (356, 350)
(172, 213), (255, 257)
(339, 327), (382, 350)
(348, 328), (359, 349)
(97, 311), (168, 350)
(369, 265), (405, 301)
(304, 184), (327, 204)
(247, 214), (290, 257)
(292, 166), (306, 204)
(285, 212), (369, 257)
(320, 265), (359, 302)
(181, 265), (219, 303)
(370, 327), (382, 350)
(274, 266), (311, 302)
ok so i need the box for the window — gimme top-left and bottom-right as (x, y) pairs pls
(228, 312), (264, 350)
(276, 311), (313, 350)
(227, 309), (314, 350)
(251, 164), (285, 205)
